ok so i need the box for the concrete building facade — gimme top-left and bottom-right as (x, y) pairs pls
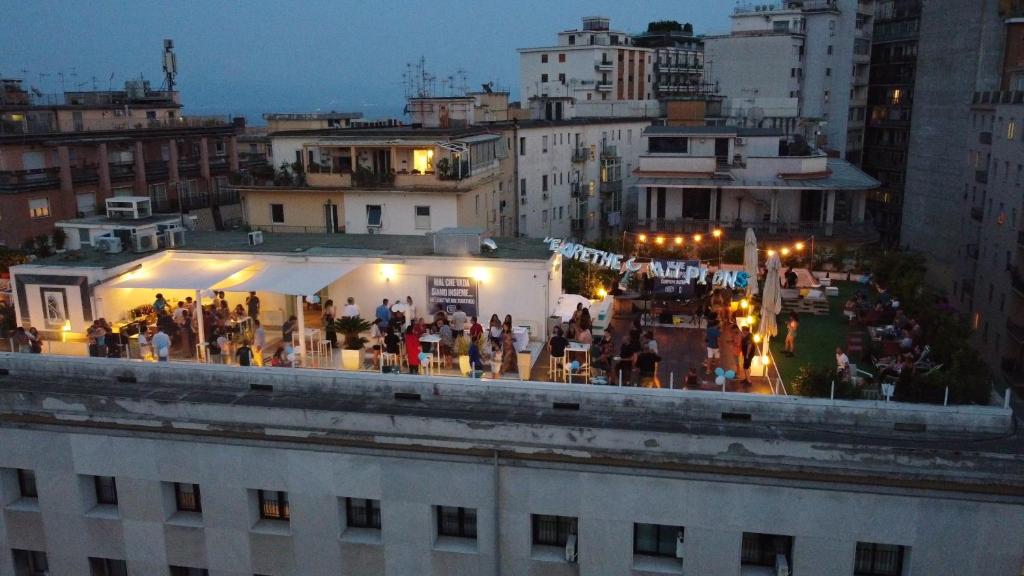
(518, 17), (654, 105)
(704, 0), (875, 162)
(0, 80), (251, 248)
(0, 355), (1022, 576)
(860, 0), (921, 246)
(633, 125), (878, 240)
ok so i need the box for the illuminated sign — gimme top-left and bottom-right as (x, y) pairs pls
(544, 237), (749, 289)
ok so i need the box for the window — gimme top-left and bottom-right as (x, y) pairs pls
(541, 54), (548, 63)
(558, 73), (566, 84)
(741, 532), (792, 568)
(169, 568), (208, 576)
(17, 469), (37, 498)
(28, 198), (49, 219)
(436, 506), (477, 539)
(174, 482), (201, 513)
(12, 549), (49, 576)
(1009, 120), (1016, 140)
(270, 203), (284, 224)
(634, 523), (682, 557)
(519, 137), (526, 156)
(414, 206), (431, 230)
(366, 204), (383, 228)
(94, 476), (118, 505)
(826, 67), (832, 76)
(827, 45), (834, 55)
(542, 175), (548, 192)
(542, 135), (548, 153)
(855, 543), (905, 576)
(112, 186), (133, 197)
(532, 514), (577, 547)
(345, 497), (381, 529)
(568, 35), (575, 45)
(89, 558), (128, 576)
(541, 73), (549, 83)
(257, 489), (289, 521)
(520, 178), (526, 196)
(542, 209), (548, 224)
(558, 53), (566, 63)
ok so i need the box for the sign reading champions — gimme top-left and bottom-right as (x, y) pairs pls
(427, 276), (479, 316)
(545, 237), (749, 290)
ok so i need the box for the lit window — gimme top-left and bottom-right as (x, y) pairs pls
(1008, 120), (1016, 140)
(28, 197), (50, 219)
(257, 489), (289, 521)
(891, 89), (902, 105)
(413, 149), (434, 173)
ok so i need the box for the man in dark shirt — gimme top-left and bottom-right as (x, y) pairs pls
(549, 326), (569, 358)
(635, 348), (662, 387)
(235, 341), (254, 367)
(384, 327), (401, 355)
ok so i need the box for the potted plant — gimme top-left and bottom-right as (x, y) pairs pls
(334, 315), (372, 370)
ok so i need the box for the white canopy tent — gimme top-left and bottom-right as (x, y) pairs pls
(107, 257), (255, 291)
(216, 261), (363, 296)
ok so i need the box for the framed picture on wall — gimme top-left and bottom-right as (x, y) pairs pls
(41, 288), (68, 328)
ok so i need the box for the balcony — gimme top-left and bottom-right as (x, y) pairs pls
(970, 206), (984, 222)
(108, 162), (134, 180)
(570, 182), (584, 199)
(306, 171), (352, 187)
(572, 147), (589, 163)
(596, 82), (613, 92)
(1012, 267), (1024, 297)
(595, 60), (614, 72)
(975, 170), (988, 184)
(71, 165), (98, 184)
(0, 167), (60, 191)
(601, 144), (618, 158)
(599, 179), (622, 195)
(979, 131), (993, 145)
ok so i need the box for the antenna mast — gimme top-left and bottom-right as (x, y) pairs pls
(162, 39), (178, 92)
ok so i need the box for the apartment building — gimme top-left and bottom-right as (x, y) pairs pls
(630, 22), (709, 101)
(861, 0), (920, 246)
(504, 99), (649, 241)
(0, 79), (249, 248)
(518, 17), (654, 106)
(263, 112), (364, 135)
(705, 0), (875, 162)
(633, 125), (878, 239)
(238, 125), (506, 236)
(0, 355), (1022, 576)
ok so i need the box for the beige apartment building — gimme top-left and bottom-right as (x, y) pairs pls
(238, 125), (506, 236)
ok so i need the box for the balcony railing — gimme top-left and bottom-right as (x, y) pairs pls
(599, 179), (622, 195)
(154, 187), (241, 213)
(633, 219), (879, 240)
(0, 167), (61, 191)
(596, 82), (613, 92)
(1018, 230), (1024, 248)
(601, 144), (618, 158)
(109, 162), (135, 180)
(970, 206), (984, 222)
(572, 147), (589, 163)
(595, 60), (614, 71)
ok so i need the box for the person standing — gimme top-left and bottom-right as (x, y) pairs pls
(342, 297), (360, 318)
(404, 325), (422, 374)
(375, 299), (392, 326)
(253, 320), (266, 366)
(282, 315), (298, 346)
(246, 291), (261, 320)
(500, 323), (517, 374)
(152, 327), (171, 362)
(451, 304), (468, 338)
(705, 321), (721, 373)
(469, 316), (483, 342)
(153, 293), (168, 314)
(784, 313), (799, 357)
(235, 341), (254, 367)
(405, 296), (417, 328)
(740, 326), (756, 386)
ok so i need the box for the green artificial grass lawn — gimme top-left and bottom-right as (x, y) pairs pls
(768, 282), (865, 385)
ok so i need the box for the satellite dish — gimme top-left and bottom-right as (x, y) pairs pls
(749, 107), (765, 126)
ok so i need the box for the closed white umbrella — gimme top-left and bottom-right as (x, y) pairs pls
(759, 253), (782, 345)
(743, 228), (759, 297)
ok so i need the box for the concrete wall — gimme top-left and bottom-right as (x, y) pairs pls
(240, 189), (345, 232)
(705, 34), (803, 122)
(902, 0), (1006, 289)
(342, 191), (458, 236)
(0, 355), (1020, 576)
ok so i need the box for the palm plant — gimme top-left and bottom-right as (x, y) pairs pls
(333, 316), (372, 350)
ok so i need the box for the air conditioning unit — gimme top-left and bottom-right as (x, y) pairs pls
(94, 236), (123, 254)
(132, 230), (159, 253)
(564, 533), (578, 563)
(166, 229), (186, 247)
(247, 230), (264, 246)
(736, 137), (746, 145)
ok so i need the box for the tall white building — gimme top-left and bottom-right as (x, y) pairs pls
(518, 17), (655, 106)
(1, 355), (1022, 575)
(705, 0), (874, 162)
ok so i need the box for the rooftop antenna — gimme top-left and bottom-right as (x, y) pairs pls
(162, 39), (178, 92)
(455, 68), (469, 95)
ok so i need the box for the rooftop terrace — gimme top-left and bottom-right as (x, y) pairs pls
(28, 230), (553, 269)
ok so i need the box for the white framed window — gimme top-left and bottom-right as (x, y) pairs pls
(367, 205), (383, 228)
(41, 288), (67, 328)
(29, 197), (50, 219)
(414, 206), (431, 230)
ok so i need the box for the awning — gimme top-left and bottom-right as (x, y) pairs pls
(215, 261), (363, 296)
(107, 257), (255, 290)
